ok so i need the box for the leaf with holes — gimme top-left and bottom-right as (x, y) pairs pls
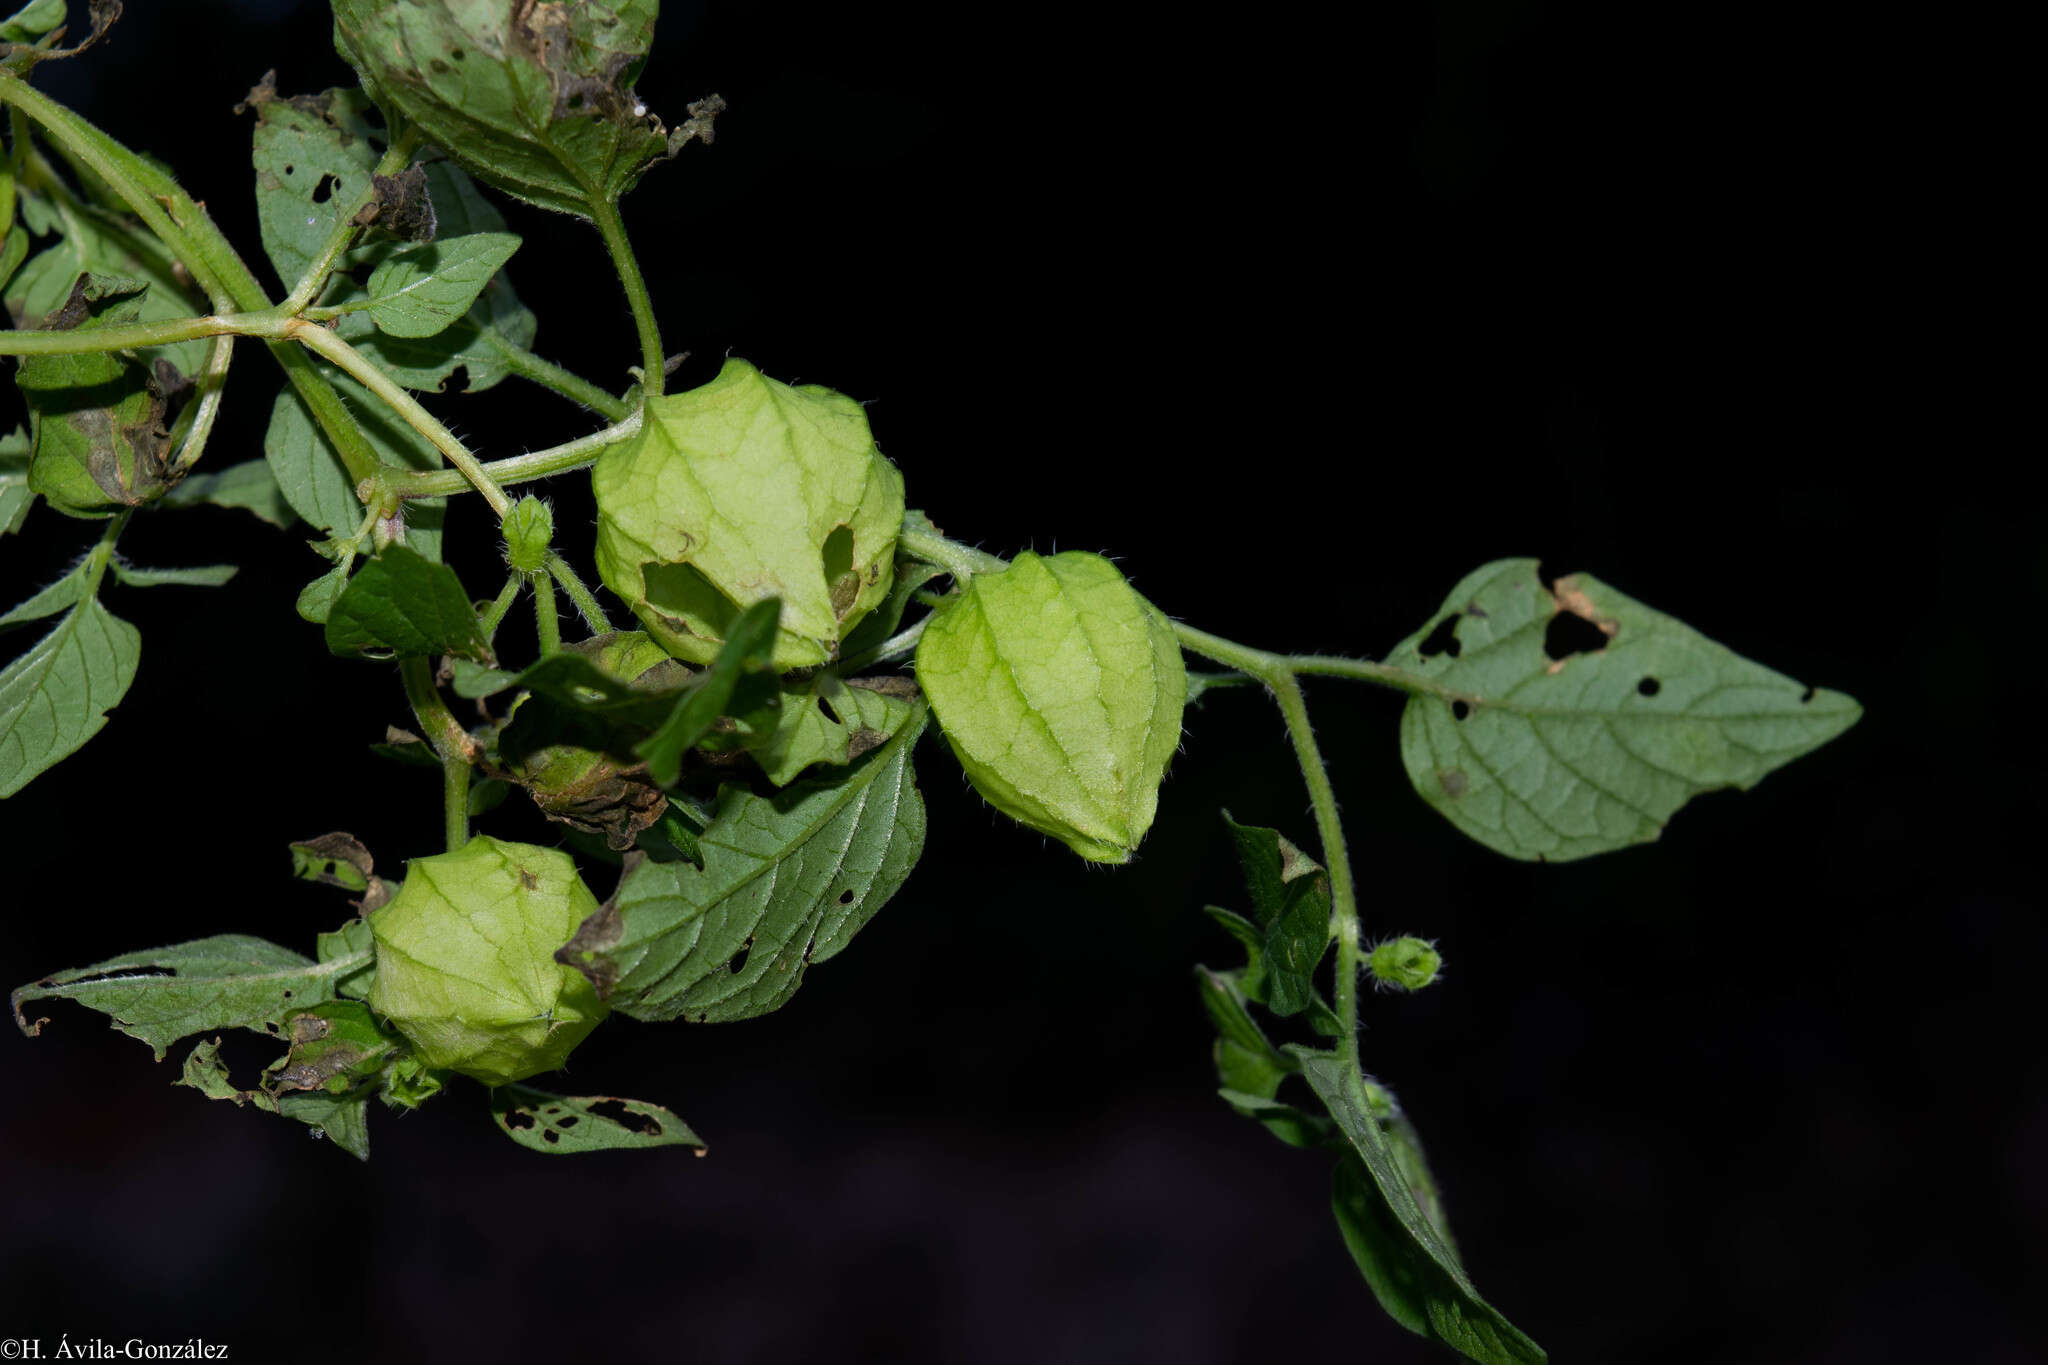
(0, 594), (138, 798)
(324, 544), (489, 661)
(248, 84), (384, 290)
(1386, 558), (1861, 862)
(492, 1084), (706, 1155)
(1292, 1048), (1546, 1364)
(358, 231), (520, 338)
(11, 934), (370, 1059)
(559, 702), (929, 1023)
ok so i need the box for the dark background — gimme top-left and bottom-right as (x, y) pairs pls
(2, 2), (2033, 1362)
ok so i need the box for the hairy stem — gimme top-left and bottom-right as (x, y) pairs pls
(489, 340), (634, 421)
(532, 571), (562, 656)
(590, 197), (664, 400)
(478, 573), (523, 645)
(170, 336), (234, 474)
(546, 553), (612, 635)
(894, 527), (1008, 581)
(388, 410), (642, 499)
(284, 320), (513, 518)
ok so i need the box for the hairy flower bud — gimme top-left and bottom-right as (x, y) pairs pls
(915, 551), (1185, 863)
(592, 358), (904, 669)
(367, 836), (608, 1085)
(501, 495), (554, 573)
(1369, 936), (1443, 992)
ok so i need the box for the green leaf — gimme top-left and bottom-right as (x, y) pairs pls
(752, 674), (921, 787)
(360, 231), (519, 337)
(1, 0), (66, 44)
(109, 560), (238, 588)
(11, 934), (370, 1059)
(916, 550), (1186, 864)
(492, 1085), (706, 1155)
(333, 0), (680, 219)
(160, 458), (296, 528)
(261, 375), (446, 556)
(559, 703), (929, 1023)
(635, 597), (781, 787)
(1221, 812), (1333, 1018)
(15, 278), (180, 513)
(3, 194), (209, 384)
(0, 595), (139, 798)
(1, 425), (32, 535)
(592, 358), (906, 668)
(296, 563), (350, 624)
(0, 563), (86, 633)
(324, 543), (490, 660)
(1388, 559), (1862, 861)
(248, 85), (385, 290)
(1292, 1048), (1545, 1364)
(277, 1089), (373, 1160)
(315, 916), (378, 1000)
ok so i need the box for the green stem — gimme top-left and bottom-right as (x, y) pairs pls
(491, 340), (634, 421)
(478, 572), (523, 645)
(590, 196), (664, 400)
(1170, 623), (1364, 1061)
(532, 571), (562, 655)
(0, 312), (256, 354)
(169, 335), (234, 473)
(286, 320), (513, 518)
(281, 126), (422, 315)
(546, 553), (612, 635)
(81, 508), (132, 594)
(895, 527), (1008, 581)
(441, 754), (470, 852)
(388, 410), (642, 499)
(400, 656), (475, 850)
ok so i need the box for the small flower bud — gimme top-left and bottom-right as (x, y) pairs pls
(1368, 936), (1443, 992)
(502, 495), (555, 574)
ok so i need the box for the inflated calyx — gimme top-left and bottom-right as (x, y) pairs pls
(915, 551), (1186, 863)
(367, 836), (607, 1085)
(592, 358), (904, 670)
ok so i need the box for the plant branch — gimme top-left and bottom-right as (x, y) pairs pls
(546, 553), (612, 635)
(478, 573), (522, 645)
(170, 335), (234, 474)
(590, 197), (664, 400)
(283, 320), (513, 518)
(387, 410), (643, 499)
(532, 571), (561, 655)
(486, 337), (633, 421)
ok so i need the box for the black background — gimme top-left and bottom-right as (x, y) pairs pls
(2, 3), (2035, 1363)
